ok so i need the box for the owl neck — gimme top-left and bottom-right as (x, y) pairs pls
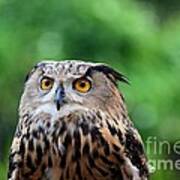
(19, 103), (130, 138)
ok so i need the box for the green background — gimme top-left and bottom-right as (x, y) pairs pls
(0, 0), (180, 179)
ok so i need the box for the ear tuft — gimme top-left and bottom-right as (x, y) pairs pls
(86, 64), (129, 86)
(24, 62), (46, 82)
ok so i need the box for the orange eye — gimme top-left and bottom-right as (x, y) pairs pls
(40, 77), (54, 90)
(73, 78), (92, 93)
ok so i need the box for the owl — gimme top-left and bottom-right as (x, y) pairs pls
(8, 60), (149, 180)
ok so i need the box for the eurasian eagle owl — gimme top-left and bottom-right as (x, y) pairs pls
(8, 60), (149, 180)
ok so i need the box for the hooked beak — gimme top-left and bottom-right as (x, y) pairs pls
(55, 85), (65, 111)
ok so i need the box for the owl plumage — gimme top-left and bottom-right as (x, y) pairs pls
(8, 60), (149, 180)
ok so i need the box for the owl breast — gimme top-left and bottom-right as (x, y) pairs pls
(15, 109), (136, 180)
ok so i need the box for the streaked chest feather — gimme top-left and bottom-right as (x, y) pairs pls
(10, 111), (146, 180)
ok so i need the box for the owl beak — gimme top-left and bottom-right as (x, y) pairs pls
(55, 86), (65, 111)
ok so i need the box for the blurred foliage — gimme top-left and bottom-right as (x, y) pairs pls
(0, 0), (180, 179)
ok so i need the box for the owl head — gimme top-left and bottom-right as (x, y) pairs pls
(19, 60), (128, 118)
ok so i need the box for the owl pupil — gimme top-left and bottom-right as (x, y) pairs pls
(80, 82), (86, 88)
(45, 81), (50, 86)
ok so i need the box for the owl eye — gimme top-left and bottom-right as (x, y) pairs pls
(40, 77), (54, 90)
(73, 78), (92, 93)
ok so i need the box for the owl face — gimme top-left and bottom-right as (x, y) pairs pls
(20, 60), (128, 117)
